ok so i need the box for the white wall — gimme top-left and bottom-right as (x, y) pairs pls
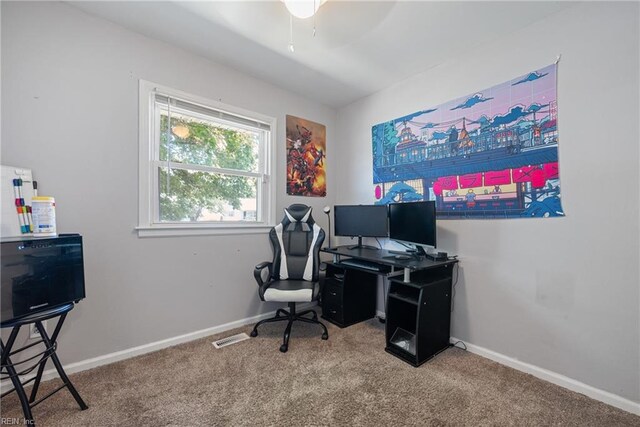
(335, 2), (640, 404)
(1, 2), (336, 363)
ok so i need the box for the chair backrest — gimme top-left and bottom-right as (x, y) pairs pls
(269, 204), (325, 281)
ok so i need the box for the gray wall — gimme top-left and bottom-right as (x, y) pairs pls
(335, 2), (639, 403)
(1, 2), (336, 363)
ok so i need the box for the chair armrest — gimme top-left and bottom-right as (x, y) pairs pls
(254, 262), (272, 287)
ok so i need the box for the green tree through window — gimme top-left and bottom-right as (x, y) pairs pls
(158, 114), (258, 222)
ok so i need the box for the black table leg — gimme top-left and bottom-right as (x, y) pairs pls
(1, 303), (88, 422)
(29, 313), (66, 403)
(28, 350), (47, 404)
(1, 328), (35, 425)
(35, 320), (88, 410)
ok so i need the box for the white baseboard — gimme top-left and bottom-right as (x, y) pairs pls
(1, 303), (316, 391)
(450, 336), (640, 416)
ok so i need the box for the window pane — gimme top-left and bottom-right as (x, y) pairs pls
(158, 167), (258, 222)
(158, 112), (260, 173)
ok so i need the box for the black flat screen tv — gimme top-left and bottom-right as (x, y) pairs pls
(388, 201), (437, 249)
(334, 204), (388, 250)
(1, 234), (86, 324)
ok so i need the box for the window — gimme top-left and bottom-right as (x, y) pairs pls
(138, 81), (275, 236)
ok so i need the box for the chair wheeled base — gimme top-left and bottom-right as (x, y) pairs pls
(250, 302), (328, 353)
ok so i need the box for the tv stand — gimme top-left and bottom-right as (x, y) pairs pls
(347, 236), (379, 250)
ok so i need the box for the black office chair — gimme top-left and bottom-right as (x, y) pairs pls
(251, 204), (329, 352)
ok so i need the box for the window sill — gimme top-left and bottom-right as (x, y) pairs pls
(136, 224), (273, 238)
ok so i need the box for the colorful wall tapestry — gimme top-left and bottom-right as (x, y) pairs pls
(286, 115), (326, 197)
(372, 63), (563, 218)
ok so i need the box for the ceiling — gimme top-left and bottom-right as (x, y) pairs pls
(69, 1), (574, 108)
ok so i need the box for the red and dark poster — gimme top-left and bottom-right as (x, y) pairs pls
(286, 115), (326, 197)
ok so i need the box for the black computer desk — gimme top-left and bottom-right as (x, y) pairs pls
(320, 246), (459, 366)
(322, 245), (457, 282)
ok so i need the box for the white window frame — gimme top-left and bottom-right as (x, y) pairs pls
(137, 80), (276, 237)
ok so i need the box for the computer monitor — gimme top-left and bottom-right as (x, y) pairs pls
(334, 204), (388, 250)
(388, 201), (436, 252)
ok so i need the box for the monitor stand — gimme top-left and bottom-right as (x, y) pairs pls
(388, 245), (426, 258)
(347, 236), (379, 250)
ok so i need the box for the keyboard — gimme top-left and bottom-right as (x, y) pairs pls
(339, 259), (384, 272)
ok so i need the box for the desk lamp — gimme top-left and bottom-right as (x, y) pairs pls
(323, 206), (331, 249)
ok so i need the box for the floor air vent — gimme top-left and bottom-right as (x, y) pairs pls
(212, 333), (250, 349)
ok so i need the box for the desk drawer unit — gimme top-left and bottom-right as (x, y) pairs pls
(321, 262), (377, 328)
(322, 301), (344, 325)
(322, 278), (344, 324)
(323, 281), (343, 305)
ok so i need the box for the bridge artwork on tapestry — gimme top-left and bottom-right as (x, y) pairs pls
(371, 63), (563, 219)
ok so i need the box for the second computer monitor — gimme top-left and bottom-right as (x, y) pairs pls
(334, 204), (388, 249)
(388, 201), (437, 249)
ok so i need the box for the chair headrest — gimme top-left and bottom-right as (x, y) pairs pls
(282, 204), (314, 231)
(284, 204), (312, 223)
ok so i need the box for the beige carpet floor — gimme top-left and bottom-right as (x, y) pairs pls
(1, 318), (638, 426)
